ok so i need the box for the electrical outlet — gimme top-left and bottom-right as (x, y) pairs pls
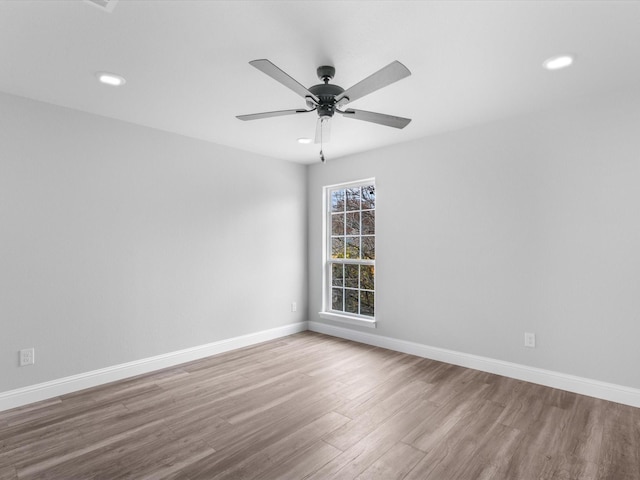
(524, 332), (536, 348)
(20, 348), (35, 366)
(291, 302), (297, 312)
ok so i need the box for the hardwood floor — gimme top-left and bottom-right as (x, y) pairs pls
(1, 331), (639, 479)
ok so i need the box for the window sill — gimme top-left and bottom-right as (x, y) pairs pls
(318, 312), (377, 329)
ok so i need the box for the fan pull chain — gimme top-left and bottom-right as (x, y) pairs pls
(319, 121), (324, 162)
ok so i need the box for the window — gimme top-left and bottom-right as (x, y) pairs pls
(321, 179), (376, 328)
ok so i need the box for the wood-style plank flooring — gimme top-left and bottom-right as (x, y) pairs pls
(1, 331), (639, 479)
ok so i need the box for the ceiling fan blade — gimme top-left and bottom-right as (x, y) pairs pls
(236, 109), (311, 121)
(249, 59), (319, 103)
(335, 61), (411, 104)
(315, 117), (332, 144)
(339, 109), (411, 129)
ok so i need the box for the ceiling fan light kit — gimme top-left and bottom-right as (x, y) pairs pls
(237, 59), (412, 162)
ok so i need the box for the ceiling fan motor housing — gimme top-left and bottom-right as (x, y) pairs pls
(309, 82), (345, 118)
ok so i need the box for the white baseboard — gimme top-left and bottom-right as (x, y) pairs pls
(0, 322), (308, 412)
(4, 320), (639, 413)
(308, 321), (640, 409)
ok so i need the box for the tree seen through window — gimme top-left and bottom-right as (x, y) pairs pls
(328, 183), (375, 317)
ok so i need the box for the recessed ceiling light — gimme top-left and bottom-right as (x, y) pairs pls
(543, 55), (574, 71)
(96, 72), (126, 86)
(297, 138), (312, 144)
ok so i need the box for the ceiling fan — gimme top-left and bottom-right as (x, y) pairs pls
(237, 59), (412, 160)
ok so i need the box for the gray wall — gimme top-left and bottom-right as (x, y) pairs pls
(4, 84), (640, 396)
(308, 87), (640, 390)
(1, 92), (307, 392)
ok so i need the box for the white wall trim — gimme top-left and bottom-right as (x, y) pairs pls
(308, 321), (640, 408)
(318, 311), (376, 329)
(0, 322), (308, 412)
(4, 319), (639, 413)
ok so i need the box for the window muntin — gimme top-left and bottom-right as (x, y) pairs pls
(325, 181), (375, 319)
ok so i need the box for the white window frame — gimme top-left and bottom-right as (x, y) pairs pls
(319, 178), (376, 329)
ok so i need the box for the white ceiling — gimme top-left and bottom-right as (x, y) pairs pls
(1, 1), (640, 164)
